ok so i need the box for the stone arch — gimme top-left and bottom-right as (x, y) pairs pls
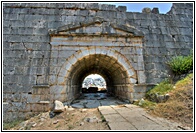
(57, 46), (136, 84)
(55, 46), (137, 102)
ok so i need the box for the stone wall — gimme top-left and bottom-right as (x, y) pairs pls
(3, 3), (193, 122)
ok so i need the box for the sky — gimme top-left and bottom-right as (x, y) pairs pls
(85, 74), (104, 79)
(99, 2), (172, 14)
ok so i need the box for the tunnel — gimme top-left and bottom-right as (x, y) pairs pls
(55, 47), (137, 103)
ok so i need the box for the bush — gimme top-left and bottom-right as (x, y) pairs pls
(167, 51), (193, 75)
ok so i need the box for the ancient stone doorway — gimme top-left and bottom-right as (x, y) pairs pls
(49, 17), (145, 104)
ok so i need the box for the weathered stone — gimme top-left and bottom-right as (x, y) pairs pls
(142, 8), (151, 13)
(80, 122), (84, 126)
(117, 6), (127, 12)
(152, 8), (159, 14)
(67, 107), (75, 111)
(53, 100), (64, 113)
(53, 120), (59, 124)
(84, 116), (99, 123)
(71, 103), (84, 108)
(49, 111), (56, 118)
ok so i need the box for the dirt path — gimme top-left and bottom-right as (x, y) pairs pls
(11, 108), (109, 130)
(10, 105), (191, 131)
(9, 93), (192, 130)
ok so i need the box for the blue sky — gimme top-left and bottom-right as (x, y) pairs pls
(99, 2), (172, 14)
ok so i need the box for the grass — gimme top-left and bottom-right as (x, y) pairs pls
(136, 73), (193, 128)
(55, 124), (61, 129)
(68, 124), (74, 130)
(175, 73), (193, 88)
(3, 119), (24, 130)
(145, 80), (173, 102)
(100, 114), (106, 122)
(134, 100), (157, 110)
(146, 80), (173, 95)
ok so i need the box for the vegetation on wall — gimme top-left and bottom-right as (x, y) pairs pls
(167, 50), (193, 75)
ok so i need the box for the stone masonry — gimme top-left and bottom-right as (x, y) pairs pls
(3, 3), (193, 122)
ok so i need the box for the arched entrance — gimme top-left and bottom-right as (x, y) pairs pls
(51, 47), (137, 103)
(48, 16), (146, 104)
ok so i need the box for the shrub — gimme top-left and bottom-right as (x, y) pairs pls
(167, 51), (193, 75)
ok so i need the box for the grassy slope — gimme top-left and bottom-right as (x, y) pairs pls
(152, 73), (193, 128)
(136, 73), (193, 128)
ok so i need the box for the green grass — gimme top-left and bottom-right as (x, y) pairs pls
(68, 124), (74, 130)
(145, 79), (173, 103)
(147, 80), (173, 95)
(100, 114), (106, 122)
(175, 73), (193, 87)
(55, 124), (61, 129)
(134, 100), (157, 110)
(135, 73), (193, 128)
(3, 119), (24, 130)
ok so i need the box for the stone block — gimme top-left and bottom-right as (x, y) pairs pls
(33, 88), (49, 95)
(3, 75), (18, 83)
(130, 78), (137, 84)
(146, 76), (163, 84)
(3, 102), (12, 112)
(11, 102), (26, 112)
(51, 93), (67, 102)
(87, 3), (99, 10)
(48, 21), (63, 29)
(36, 75), (46, 84)
(86, 26), (102, 34)
(152, 8), (159, 14)
(104, 11), (118, 20)
(137, 71), (146, 84)
(133, 85), (148, 93)
(51, 50), (59, 58)
(89, 10), (96, 16)
(33, 50), (50, 58)
(77, 10), (89, 16)
(30, 103), (45, 112)
(98, 4), (116, 11)
(145, 63), (155, 70)
(3, 14), (18, 20)
(49, 75), (57, 85)
(53, 100), (64, 113)
(50, 85), (65, 95)
(26, 94), (40, 103)
(57, 76), (66, 85)
(11, 93), (22, 102)
(136, 61), (144, 71)
(117, 6), (127, 12)
(133, 92), (146, 100)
